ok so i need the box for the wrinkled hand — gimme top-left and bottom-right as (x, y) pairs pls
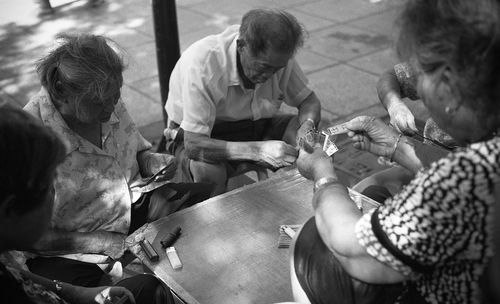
(100, 231), (127, 260)
(258, 140), (298, 170)
(387, 102), (417, 135)
(295, 119), (316, 147)
(297, 143), (334, 181)
(344, 116), (401, 158)
(69, 286), (135, 304)
(142, 152), (177, 181)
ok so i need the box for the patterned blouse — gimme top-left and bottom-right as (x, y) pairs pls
(0, 252), (67, 304)
(24, 88), (152, 265)
(356, 136), (499, 303)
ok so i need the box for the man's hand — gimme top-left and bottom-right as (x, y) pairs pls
(344, 116), (400, 158)
(296, 119), (316, 147)
(297, 143), (335, 181)
(99, 231), (127, 260)
(138, 151), (177, 181)
(258, 140), (298, 170)
(387, 101), (417, 135)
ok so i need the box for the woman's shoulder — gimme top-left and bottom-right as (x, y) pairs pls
(420, 137), (500, 198)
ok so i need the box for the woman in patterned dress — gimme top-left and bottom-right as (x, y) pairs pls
(291, 0), (499, 303)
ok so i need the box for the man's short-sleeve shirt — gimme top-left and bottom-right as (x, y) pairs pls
(24, 88), (152, 264)
(165, 25), (312, 136)
(355, 137), (499, 303)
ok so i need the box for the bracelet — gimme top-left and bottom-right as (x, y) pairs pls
(389, 133), (403, 162)
(300, 118), (317, 130)
(53, 280), (63, 295)
(313, 176), (339, 193)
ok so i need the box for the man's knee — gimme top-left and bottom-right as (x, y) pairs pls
(189, 160), (227, 184)
(282, 116), (300, 145)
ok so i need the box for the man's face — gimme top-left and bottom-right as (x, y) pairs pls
(238, 40), (291, 84)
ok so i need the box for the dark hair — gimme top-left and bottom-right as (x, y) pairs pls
(396, 0), (500, 116)
(0, 105), (66, 215)
(239, 9), (305, 56)
(37, 33), (125, 110)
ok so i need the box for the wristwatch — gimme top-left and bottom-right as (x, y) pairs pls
(53, 280), (63, 295)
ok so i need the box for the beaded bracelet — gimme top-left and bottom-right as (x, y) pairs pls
(389, 133), (403, 162)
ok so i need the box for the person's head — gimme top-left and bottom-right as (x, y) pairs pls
(0, 105), (66, 252)
(237, 9), (305, 84)
(396, 0), (500, 144)
(38, 33), (125, 124)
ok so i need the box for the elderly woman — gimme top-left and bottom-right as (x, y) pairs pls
(292, 0), (499, 303)
(0, 105), (166, 303)
(23, 33), (212, 291)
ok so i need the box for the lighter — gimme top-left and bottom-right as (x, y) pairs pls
(166, 247), (183, 270)
(140, 239), (159, 262)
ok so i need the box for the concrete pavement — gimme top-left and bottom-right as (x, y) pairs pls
(0, 0), (407, 184)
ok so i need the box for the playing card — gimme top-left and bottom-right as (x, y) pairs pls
(323, 136), (339, 156)
(327, 123), (349, 135)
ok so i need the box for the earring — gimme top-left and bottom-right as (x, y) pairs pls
(445, 106), (452, 114)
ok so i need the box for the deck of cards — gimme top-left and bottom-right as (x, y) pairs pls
(299, 122), (350, 157)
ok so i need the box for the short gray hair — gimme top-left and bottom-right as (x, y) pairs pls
(239, 9), (305, 56)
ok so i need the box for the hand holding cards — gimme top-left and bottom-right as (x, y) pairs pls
(298, 129), (339, 157)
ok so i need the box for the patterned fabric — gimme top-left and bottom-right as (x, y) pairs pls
(165, 25), (312, 136)
(0, 252), (67, 304)
(24, 88), (152, 265)
(356, 137), (499, 303)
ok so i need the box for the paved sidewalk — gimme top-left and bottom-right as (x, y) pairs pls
(0, 0), (410, 183)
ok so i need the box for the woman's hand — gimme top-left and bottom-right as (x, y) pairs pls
(98, 231), (127, 260)
(296, 143), (335, 181)
(138, 151), (178, 181)
(65, 285), (135, 304)
(387, 99), (418, 135)
(344, 116), (400, 158)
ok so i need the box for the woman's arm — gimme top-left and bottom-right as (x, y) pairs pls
(313, 183), (406, 284)
(297, 147), (406, 284)
(18, 268), (135, 304)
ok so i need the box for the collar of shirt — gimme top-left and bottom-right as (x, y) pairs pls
(37, 88), (120, 156)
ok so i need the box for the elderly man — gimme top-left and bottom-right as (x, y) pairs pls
(165, 9), (322, 195)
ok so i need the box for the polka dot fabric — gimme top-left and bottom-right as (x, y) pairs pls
(356, 137), (499, 303)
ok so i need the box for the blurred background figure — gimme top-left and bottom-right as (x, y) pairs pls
(36, 0), (105, 16)
(0, 105), (138, 304)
